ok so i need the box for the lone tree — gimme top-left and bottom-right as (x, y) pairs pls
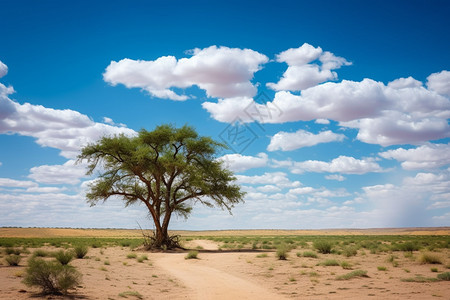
(78, 124), (245, 250)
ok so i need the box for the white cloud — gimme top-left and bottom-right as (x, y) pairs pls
(28, 160), (89, 185)
(103, 46), (268, 100)
(218, 152), (268, 173)
(103, 117), (126, 127)
(278, 155), (383, 174)
(387, 76), (422, 89)
(267, 129), (345, 151)
(0, 85), (136, 158)
(315, 119), (330, 124)
(267, 43), (351, 91)
(427, 70), (450, 96)
(0, 178), (37, 188)
(0, 60), (8, 78)
(325, 174), (346, 181)
(379, 143), (450, 170)
(235, 172), (301, 188)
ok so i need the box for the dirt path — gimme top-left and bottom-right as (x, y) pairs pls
(154, 253), (286, 300)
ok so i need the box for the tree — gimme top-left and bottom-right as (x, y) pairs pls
(78, 124), (245, 249)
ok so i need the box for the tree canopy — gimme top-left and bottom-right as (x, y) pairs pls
(78, 124), (245, 249)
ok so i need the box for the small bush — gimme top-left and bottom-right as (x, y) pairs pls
(33, 249), (50, 257)
(22, 257), (82, 295)
(336, 269), (368, 280)
(342, 246), (357, 257)
(5, 248), (21, 255)
(5, 254), (21, 266)
(400, 242), (420, 253)
(321, 259), (339, 266)
(53, 250), (73, 265)
(302, 251), (318, 258)
(137, 255), (148, 263)
(313, 241), (333, 254)
(73, 245), (88, 259)
(340, 261), (352, 269)
(276, 244), (289, 260)
(119, 291), (143, 299)
(127, 253), (137, 259)
(185, 250), (198, 259)
(256, 253), (268, 258)
(437, 272), (450, 281)
(419, 252), (442, 264)
(377, 266), (387, 271)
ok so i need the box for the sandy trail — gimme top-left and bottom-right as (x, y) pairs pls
(154, 252), (286, 300)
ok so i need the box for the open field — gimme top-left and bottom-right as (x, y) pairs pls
(0, 227), (449, 299)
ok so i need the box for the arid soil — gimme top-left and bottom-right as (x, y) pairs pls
(0, 228), (449, 299)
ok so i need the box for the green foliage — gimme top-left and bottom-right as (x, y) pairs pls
(437, 272), (450, 281)
(78, 124), (245, 249)
(33, 249), (50, 257)
(399, 242), (420, 252)
(23, 257), (82, 295)
(340, 261), (352, 269)
(73, 245), (88, 259)
(137, 255), (148, 263)
(320, 259), (339, 266)
(5, 254), (21, 266)
(53, 250), (74, 265)
(342, 246), (358, 257)
(336, 270), (368, 280)
(302, 251), (318, 258)
(256, 253), (268, 258)
(118, 291), (143, 299)
(419, 252), (443, 264)
(313, 241), (333, 254)
(5, 247), (21, 255)
(401, 276), (439, 282)
(377, 266), (387, 271)
(276, 244), (289, 260)
(185, 250), (198, 259)
(127, 253), (137, 259)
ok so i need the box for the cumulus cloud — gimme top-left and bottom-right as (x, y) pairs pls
(267, 129), (345, 151)
(235, 172), (301, 188)
(325, 174), (346, 181)
(427, 70), (450, 96)
(276, 155), (383, 174)
(0, 84), (136, 158)
(0, 178), (37, 188)
(0, 60), (8, 78)
(387, 76), (422, 89)
(267, 43), (351, 91)
(379, 143), (450, 170)
(103, 46), (268, 100)
(28, 160), (89, 185)
(218, 152), (268, 173)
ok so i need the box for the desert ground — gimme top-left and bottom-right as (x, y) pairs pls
(0, 227), (449, 299)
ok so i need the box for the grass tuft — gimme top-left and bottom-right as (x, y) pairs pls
(5, 254), (21, 266)
(185, 250), (198, 260)
(419, 252), (442, 264)
(336, 269), (368, 280)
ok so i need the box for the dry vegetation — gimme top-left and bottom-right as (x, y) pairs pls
(0, 227), (449, 299)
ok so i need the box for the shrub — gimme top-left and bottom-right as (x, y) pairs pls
(336, 269), (368, 280)
(276, 244), (289, 260)
(377, 266), (387, 271)
(321, 259), (340, 266)
(53, 250), (73, 265)
(73, 245), (88, 259)
(256, 253), (268, 258)
(342, 246), (357, 257)
(340, 261), (352, 269)
(137, 255), (148, 263)
(185, 250), (198, 259)
(313, 241), (333, 254)
(5, 254), (21, 266)
(5, 248), (21, 255)
(127, 253), (137, 259)
(33, 249), (50, 257)
(22, 258), (82, 295)
(419, 252), (442, 264)
(437, 272), (450, 281)
(302, 251), (318, 258)
(400, 242), (420, 253)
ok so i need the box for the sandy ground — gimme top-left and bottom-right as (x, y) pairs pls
(0, 239), (449, 299)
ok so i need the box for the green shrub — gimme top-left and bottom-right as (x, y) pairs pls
(73, 245), (88, 259)
(419, 252), (442, 264)
(336, 269), (368, 280)
(276, 244), (289, 260)
(400, 242), (420, 253)
(256, 253), (268, 258)
(340, 261), (352, 269)
(342, 246), (357, 257)
(185, 250), (198, 259)
(137, 255), (148, 263)
(321, 259), (340, 266)
(377, 266), (387, 271)
(53, 250), (73, 265)
(313, 241), (333, 254)
(5, 254), (21, 266)
(127, 253), (137, 259)
(22, 257), (82, 295)
(5, 248), (21, 255)
(302, 251), (318, 258)
(437, 272), (450, 281)
(33, 249), (50, 257)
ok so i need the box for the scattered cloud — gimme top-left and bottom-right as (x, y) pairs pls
(0, 178), (37, 188)
(276, 155), (383, 174)
(379, 143), (450, 170)
(28, 160), (89, 185)
(235, 172), (301, 188)
(325, 174), (346, 181)
(218, 152), (268, 172)
(427, 70), (450, 96)
(0, 60), (8, 78)
(103, 46), (268, 100)
(267, 129), (345, 151)
(266, 43), (351, 91)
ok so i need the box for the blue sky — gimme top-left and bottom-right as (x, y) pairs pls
(0, 0), (449, 229)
